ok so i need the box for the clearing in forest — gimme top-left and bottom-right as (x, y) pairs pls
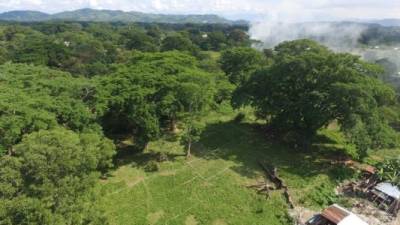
(97, 111), (399, 225)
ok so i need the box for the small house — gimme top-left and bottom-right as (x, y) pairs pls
(306, 204), (368, 225)
(369, 182), (400, 214)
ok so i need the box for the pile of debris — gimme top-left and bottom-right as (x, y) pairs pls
(289, 207), (318, 225)
(336, 165), (400, 225)
(350, 200), (394, 225)
(248, 160), (400, 224)
(339, 165), (400, 214)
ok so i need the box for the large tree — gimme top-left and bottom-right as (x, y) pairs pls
(0, 63), (99, 155)
(220, 47), (264, 86)
(0, 128), (115, 224)
(234, 39), (398, 158)
(96, 51), (219, 148)
(161, 34), (198, 53)
(121, 29), (158, 52)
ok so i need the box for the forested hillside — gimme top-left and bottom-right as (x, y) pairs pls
(0, 9), (244, 24)
(0, 21), (400, 225)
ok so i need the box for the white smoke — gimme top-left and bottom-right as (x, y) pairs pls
(249, 16), (400, 84)
(250, 21), (367, 50)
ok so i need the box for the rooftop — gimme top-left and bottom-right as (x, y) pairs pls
(322, 205), (368, 225)
(375, 182), (400, 200)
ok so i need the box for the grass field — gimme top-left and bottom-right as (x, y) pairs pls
(97, 109), (384, 225)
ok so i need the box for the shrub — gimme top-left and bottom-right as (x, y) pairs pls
(300, 183), (337, 207)
(157, 152), (169, 162)
(144, 160), (159, 172)
(376, 158), (400, 187)
(330, 165), (356, 182)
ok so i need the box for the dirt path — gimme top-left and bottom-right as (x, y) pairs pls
(106, 158), (203, 195)
(289, 207), (317, 224)
(390, 215), (400, 225)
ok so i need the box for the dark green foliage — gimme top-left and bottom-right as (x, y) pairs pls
(233, 112), (246, 123)
(10, 31), (50, 65)
(220, 47), (264, 85)
(96, 51), (221, 148)
(376, 158), (400, 187)
(302, 183), (338, 207)
(227, 29), (251, 46)
(156, 152), (169, 162)
(207, 31), (228, 50)
(0, 64), (99, 154)
(381, 105), (400, 131)
(181, 120), (205, 157)
(161, 34), (198, 53)
(0, 197), (54, 225)
(0, 22), (251, 76)
(0, 63), (115, 224)
(144, 160), (160, 172)
(0, 128), (115, 224)
(122, 29), (158, 52)
(329, 165), (356, 182)
(0, 19), (399, 224)
(234, 39), (398, 157)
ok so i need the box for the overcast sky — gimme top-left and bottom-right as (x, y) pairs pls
(0, 0), (399, 21)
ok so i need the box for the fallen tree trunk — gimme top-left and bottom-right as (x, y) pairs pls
(258, 161), (295, 209)
(283, 187), (295, 209)
(258, 162), (283, 189)
(246, 183), (272, 199)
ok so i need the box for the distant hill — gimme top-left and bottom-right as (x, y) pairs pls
(0, 10), (50, 21)
(367, 19), (400, 27)
(348, 19), (400, 27)
(0, 8), (245, 24)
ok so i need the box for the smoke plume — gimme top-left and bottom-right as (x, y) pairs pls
(249, 20), (400, 82)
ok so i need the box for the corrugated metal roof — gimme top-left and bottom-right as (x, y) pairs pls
(322, 205), (349, 224)
(320, 205), (368, 225)
(375, 182), (400, 200)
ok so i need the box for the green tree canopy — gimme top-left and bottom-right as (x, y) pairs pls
(220, 47), (264, 86)
(0, 63), (99, 154)
(161, 34), (198, 53)
(121, 29), (158, 52)
(376, 158), (400, 188)
(234, 39), (398, 158)
(96, 51), (220, 147)
(0, 128), (115, 224)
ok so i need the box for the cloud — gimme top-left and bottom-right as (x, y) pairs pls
(0, 0), (398, 21)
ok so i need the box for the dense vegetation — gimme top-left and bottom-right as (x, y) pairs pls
(0, 21), (399, 224)
(234, 40), (399, 158)
(0, 21), (249, 76)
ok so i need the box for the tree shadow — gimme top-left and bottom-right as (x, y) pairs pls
(312, 133), (339, 145)
(113, 145), (185, 168)
(110, 132), (185, 171)
(192, 120), (353, 183)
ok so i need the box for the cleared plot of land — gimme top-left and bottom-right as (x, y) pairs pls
(97, 113), (372, 225)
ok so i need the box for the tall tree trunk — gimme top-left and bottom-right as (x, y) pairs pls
(186, 141), (192, 158)
(7, 147), (12, 156)
(170, 118), (178, 133)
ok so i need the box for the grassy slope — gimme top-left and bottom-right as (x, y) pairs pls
(97, 109), (361, 225)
